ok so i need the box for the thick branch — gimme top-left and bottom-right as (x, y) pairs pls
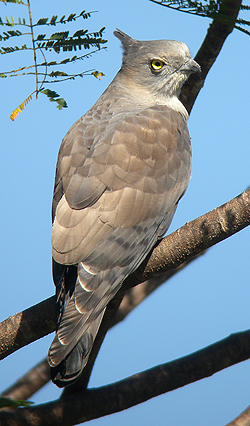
(55, 187), (250, 396)
(1, 359), (50, 402)
(226, 404), (250, 426)
(180, 0), (243, 113)
(138, 188), (250, 282)
(0, 296), (55, 361)
(62, 258), (199, 396)
(1, 0), (244, 364)
(0, 0), (246, 422)
(111, 261), (195, 326)
(1, 261), (194, 401)
(0, 189), (249, 362)
(1, 330), (250, 425)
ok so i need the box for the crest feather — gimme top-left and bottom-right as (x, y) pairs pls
(113, 29), (138, 52)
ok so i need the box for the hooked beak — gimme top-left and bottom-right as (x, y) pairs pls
(181, 58), (202, 77)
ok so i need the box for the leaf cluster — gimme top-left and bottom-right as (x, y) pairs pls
(0, 397), (33, 408)
(0, 2), (107, 118)
(35, 10), (92, 26)
(150, 0), (250, 35)
(35, 27), (106, 53)
(41, 88), (67, 110)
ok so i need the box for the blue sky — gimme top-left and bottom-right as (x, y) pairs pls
(1, 0), (250, 425)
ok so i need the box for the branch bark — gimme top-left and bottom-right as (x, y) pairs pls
(0, 0), (247, 423)
(1, 330), (250, 425)
(150, 0), (243, 112)
(1, 189), (249, 363)
(180, 0), (242, 113)
(1, 359), (51, 402)
(225, 405), (250, 426)
(0, 296), (55, 361)
(64, 187), (250, 395)
(1, 260), (195, 401)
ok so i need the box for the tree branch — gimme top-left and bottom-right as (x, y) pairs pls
(63, 186), (250, 395)
(225, 404), (250, 426)
(1, 330), (250, 425)
(0, 0), (246, 420)
(0, 189), (249, 363)
(180, 0), (243, 113)
(1, 359), (51, 402)
(1, 260), (195, 401)
(111, 260), (196, 327)
(1, 187), (249, 399)
(0, 296), (55, 361)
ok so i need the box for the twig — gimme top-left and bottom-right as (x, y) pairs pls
(27, 0), (38, 97)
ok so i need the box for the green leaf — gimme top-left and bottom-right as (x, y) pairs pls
(1, 0), (25, 4)
(59, 15), (66, 23)
(41, 89), (67, 110)
(47, 35), (107, 53)
(36, 17), (48, 26)
(235, 24), (250, 35)
(41, 88), (60, 99)
(50, 15), (58, 25)
(149, 0), (250, 35)
(46, 60), (57, 66)
(59, 57), (70, 64)
(73, 29), (87, 37)
(80, 10), (91, 19)
(36, 33), (46, 41)
(0, 397), (34, 408)
(50, 31), (69, 40)
(0, 29), (22, 40)
(56, 98), (68, 110)
(49, 71), (68, 77)
(0, 43), (27, 54)
(67, 13), (76, 21)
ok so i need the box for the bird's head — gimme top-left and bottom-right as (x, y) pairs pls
(114, 29), (201, 101)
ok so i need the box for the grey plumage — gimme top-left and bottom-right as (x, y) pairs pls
(48, 29), (200, 387)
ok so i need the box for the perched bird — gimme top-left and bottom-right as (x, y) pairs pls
(48, 29), (201, 387)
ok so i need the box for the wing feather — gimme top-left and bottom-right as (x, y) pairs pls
(49, 104), (191, 385)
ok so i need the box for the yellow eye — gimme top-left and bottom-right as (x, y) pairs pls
(150, 59), (164, 71)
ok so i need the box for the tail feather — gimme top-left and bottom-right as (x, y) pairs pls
(49, 310), (105, 387)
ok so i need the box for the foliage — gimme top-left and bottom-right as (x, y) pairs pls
(40, 88), (67, 110)
(149, 0), (250, 35)
(0, 0), (107, 119)
(0, 397), (33, 408)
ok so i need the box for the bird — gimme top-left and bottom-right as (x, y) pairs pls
(48, 29), (201, 387)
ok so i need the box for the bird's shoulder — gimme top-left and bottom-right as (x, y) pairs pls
(58, 101), (189, 173)
(52, 101), (190, 219)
